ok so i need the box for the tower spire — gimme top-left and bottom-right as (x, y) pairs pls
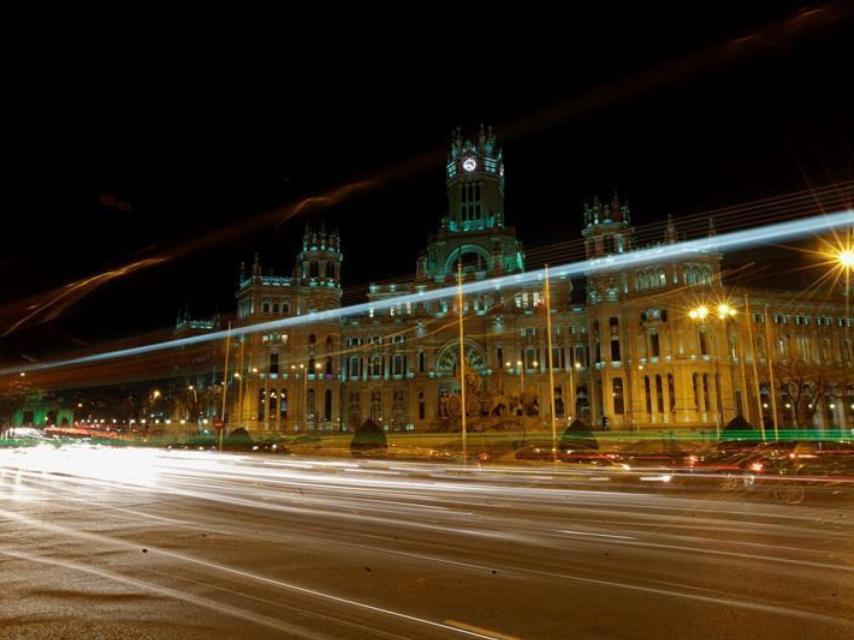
(581, 192), (634, 258)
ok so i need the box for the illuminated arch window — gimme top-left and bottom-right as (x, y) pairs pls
(445, 244), (492, 276)
(435, 340), (487, 377)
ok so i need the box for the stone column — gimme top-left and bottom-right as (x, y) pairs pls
(671, 314), (698, 423)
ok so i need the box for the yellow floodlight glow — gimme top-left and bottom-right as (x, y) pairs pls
(689, 305), (709, 321)
(838, 249), (854, 269)
(716, 303), (736, 319)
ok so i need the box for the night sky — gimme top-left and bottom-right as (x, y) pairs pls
(2, 3), (852, 361)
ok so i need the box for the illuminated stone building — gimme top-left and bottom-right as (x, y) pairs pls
(230, 226), (343, 431)
(212, 127), (851, 434)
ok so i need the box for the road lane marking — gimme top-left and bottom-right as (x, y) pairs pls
(445, 620), (522, 640)
(559, 529), (637, 540)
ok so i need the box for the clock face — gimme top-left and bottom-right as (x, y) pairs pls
(462, 157), (477, 172)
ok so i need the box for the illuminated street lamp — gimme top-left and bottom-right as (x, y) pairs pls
(688, 305), (709, 321)
(716, 303), (737, 320)
(187, 384), (198, 406)
(837, 249), (854, 269)
(688, 303), (741, 436)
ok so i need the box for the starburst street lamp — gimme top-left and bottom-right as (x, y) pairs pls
(716, 303), (737, 319)
(688, 303), (743, 437)
(688, 305), (709, 321)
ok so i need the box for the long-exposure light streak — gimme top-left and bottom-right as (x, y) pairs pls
(3, 210), (852, 377)
(3, 446), (852, 632)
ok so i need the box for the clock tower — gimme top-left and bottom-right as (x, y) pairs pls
(419, 126), (524, 282)
(444, 124), (505, 233)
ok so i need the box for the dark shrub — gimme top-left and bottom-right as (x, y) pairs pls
(351, 419), (388, 455)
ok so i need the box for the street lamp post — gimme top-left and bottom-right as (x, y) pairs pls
(734, 312), (750, 424)
(718, 302), (751, 436)
(544, 265), (558, 461)
(762, 304), (780, 440)
(263, 368), (270, 433)
(187, 385), (197, 438)
(236, 338), (245, 428)
(456, 261), (467, 463)
(314, 362), (323, 430)
(219, 322), (232, 452)
(743, 294), (766, 439)
(689, 303), (737, 438)
(838, 247), (853, 431)
(299, 363), (307, 432)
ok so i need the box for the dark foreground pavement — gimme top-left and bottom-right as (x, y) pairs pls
(1, 445), (852, 639)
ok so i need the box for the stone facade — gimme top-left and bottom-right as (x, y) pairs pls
(196, 128), (852, 434)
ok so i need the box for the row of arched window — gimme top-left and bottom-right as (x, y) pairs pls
(634, 268), (667, 291)
(632, 265), (713, 291)
(683, 264), (713, 286)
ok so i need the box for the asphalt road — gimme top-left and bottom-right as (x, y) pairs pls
(1, 445), (852, 639)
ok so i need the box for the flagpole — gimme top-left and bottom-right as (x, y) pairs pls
(237, 338), (245, 428)
(744, 295), (765, 440)
(544, 266), (558, 462)
(457, 261), (467, 463)
(763, 304), (780, 440)
(219, 321), (232, 452)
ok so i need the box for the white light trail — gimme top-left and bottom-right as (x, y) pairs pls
(4, 445), (852, 632)
(4, 210), (852, 376)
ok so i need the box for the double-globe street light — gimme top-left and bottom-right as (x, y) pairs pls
(688, 303), (747, 438)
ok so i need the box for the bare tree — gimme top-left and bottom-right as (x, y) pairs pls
(773, 358), (837, 427)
